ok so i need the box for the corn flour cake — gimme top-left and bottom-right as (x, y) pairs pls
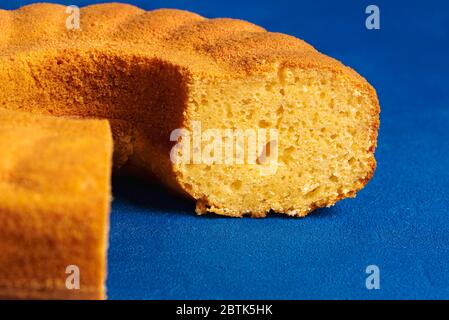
(0, 3), (379, 299)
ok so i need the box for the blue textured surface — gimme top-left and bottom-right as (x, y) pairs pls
(2, 0), (449, 299)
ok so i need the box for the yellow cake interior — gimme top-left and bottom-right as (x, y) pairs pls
(179, 68), (377, 216)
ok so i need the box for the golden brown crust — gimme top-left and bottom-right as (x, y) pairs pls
(1, 3), (377, 81)
(0, 109), (112, 299)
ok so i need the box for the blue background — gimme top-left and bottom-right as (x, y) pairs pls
(2, 0), (449, 299)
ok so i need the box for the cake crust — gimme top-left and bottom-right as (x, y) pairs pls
(0, 109), (112, 299)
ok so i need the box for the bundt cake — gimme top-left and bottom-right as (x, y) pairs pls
(0, 3), (379, 299)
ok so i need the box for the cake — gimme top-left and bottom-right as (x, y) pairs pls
(0, 3), (379, 298)
(0, 109), (112, 299)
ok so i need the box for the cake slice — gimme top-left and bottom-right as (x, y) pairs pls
(0, 109), (112, 299)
